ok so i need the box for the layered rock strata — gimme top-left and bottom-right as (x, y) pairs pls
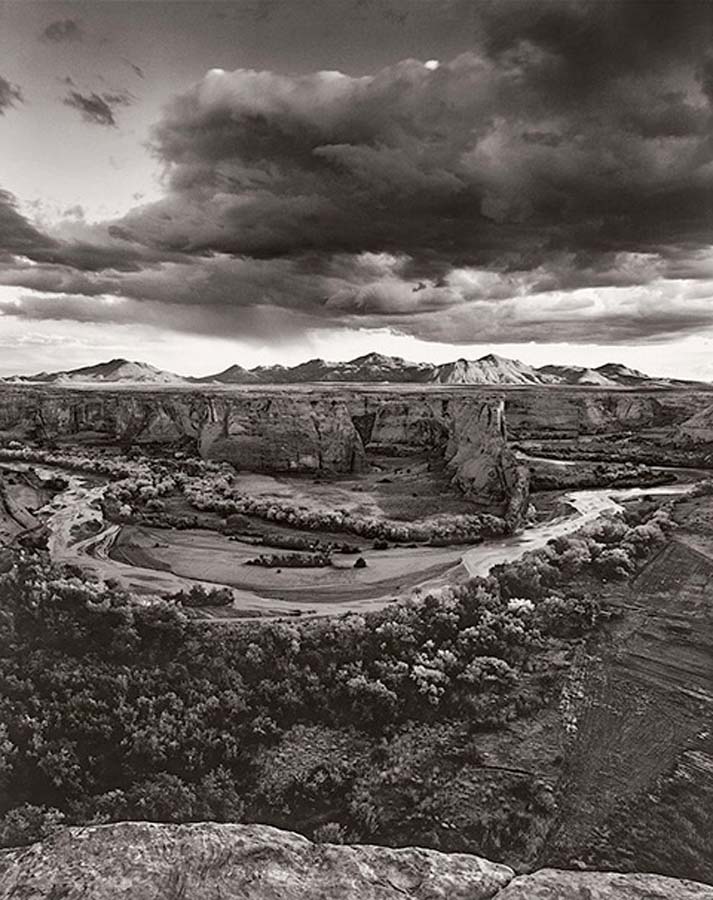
(0, 386), (528, 518)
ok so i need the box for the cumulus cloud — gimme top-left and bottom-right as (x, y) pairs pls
(62, 90), (133, 127)
(0, 77), (23, 114)
(4, 0), (713, 348)
(41, 19), (83, 43)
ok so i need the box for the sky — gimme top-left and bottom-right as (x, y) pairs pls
(2, 0), (713, 378)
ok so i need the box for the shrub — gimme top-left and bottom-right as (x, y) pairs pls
(171, 584), (234, 607)
(0, 804), (65, 848)
(313, 822), (347, 844)
(245, 553), (332, 568)
(536, 594), (600, 638)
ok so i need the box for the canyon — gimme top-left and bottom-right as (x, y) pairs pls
(1, 380), (712, 891)
(2, 380), (713, 511)
(0, 384), (532, 517)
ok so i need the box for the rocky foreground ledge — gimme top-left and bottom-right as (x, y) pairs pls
(1, 823), (712, 900)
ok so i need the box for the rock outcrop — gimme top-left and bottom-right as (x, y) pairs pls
(0, 822), (514, 900)
(2, 823), (713, 900)
(495, 868), (713, 899)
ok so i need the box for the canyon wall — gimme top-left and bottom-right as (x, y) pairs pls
(0, 386), (527, 515)
(0, 387), (366, 474)
(348, 393), (528, 518)
(502, 390), (710, 437)
(1, 822), (711, 900)
(678, 402), (713, 445)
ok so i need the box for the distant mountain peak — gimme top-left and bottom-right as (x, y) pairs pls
(431, 355), (542, 385)
(4, 354), (692, 388)
(14, 358), (185, 385)
(595, 362), (649, 381)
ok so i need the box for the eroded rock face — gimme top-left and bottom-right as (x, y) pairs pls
(0, 387), (366, 475)
(503, 390), (708, 437)
(0, 822), (514, 900)
(678, 402), (713, 445)
(496, 868), (713, 899)
(199, 395), (366, 472)
(0, 387), (526, 516)
(348, 394), (530, 520)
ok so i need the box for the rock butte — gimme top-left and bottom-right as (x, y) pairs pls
(1, 822), (712, 900)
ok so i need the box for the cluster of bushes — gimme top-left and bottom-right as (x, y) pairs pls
(0, 444), (154, 482)
(222, 521), (361, 555)
(245, 552), (333, 568)
(0, 501), (671, 853)
(184, 477), (508, 544)
(493, 504), (672, 600)
(254, 532), (359, 554)
(168, 584), (234, 607)
(0, 443), (232, 528)
(529, 462), (672, 492)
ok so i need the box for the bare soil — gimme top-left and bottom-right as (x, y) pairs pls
(111, 524), (461, 605)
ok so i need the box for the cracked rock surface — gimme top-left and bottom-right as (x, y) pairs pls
(2, 823), (713, 900)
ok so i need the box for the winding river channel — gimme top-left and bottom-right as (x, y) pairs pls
(0, 460), (698, 617)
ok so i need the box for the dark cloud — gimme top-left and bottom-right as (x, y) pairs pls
(0, 191), (58, 260)
(5, 0), (713, 348)
(62, 90), (133, 127)
(0, 76), (23, 114)
(41, 19), (83, 43)
(111, 0), (713, 285)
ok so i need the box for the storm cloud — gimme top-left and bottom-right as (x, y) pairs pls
(5, 0), (713, 346)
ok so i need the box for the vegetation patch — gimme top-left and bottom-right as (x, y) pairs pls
(0, 498), (671, 860)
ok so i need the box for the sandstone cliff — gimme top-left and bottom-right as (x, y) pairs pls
(348, 393), (530, 521)
(1, 823), (712, 900)
(678, 402), (713, 445)
(0, 387), (366, 475)
(500, 389), (712, 437)
(0, 386), (527, 517)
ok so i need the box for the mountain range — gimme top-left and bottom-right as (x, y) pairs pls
(1, 353), (703, 388)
